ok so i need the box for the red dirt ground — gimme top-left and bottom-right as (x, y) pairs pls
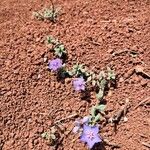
(0, 0), (150, 150)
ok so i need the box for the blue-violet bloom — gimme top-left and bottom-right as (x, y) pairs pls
(73, 116), (90, 133)
(49, 58), (63, 71)
(81, 116), (89, 124)
(80, 124), (102, 149)
(73, 77), (85, 91)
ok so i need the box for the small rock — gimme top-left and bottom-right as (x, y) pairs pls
(133, 76), (140, 82)
(107, 48), (114, 54)
(14, 69), (19, 74)
(37, 74), (41, 79)
(65, 78), (71, 84)
(38, 127), (44, 133)
(36, 37), (41, 42)
(55, 83), (61, 89)
(44, 57), (47, 62)
(124, 69), (134, 79)
(107, 90), (112, 97)
(141, 79), (148, 87)
(134, 65), (144, 73)
(123, 117), (128, 122)
(33, 139), (39, 145)
(119, 77), (124, 82)
(28, 139), (33, 149)
(6, 91), (12, 96)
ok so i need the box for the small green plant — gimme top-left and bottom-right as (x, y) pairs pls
(33, 8), (58, 22)
(86, 71), (96, 86)
(68, 64), (89, 77)
(107, 67), (116, 81)
(46, 36), (66, 58)
(96, 71), (107, 100)
(33, 0), (59, 22)
(41, 127), (57, 146)
(43, 8), (58, 21)
(96, 68), (116, 100)
(89, 104), (106, 125)
(54, 44), (66, 57)
(47, 36), (59, 45)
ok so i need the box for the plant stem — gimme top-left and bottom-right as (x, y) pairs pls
(50, 0), (55, 21)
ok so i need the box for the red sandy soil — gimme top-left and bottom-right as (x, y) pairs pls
(0, 0), (150, 150)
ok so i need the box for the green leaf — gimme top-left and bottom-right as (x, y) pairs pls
(85, 72), (89, 77)
(92, 80), (96, 86)
(41, 132), (47, 138)
(98, 71), (105, 80)
(96, 90), (104, 100)
(87, 76), (92, 82)
(51, 127), (56, 134)
(96, 80), (100, 87)
(96, 104), (106, 112)
(50, 134), (56, 140)
(92, 73), (96, 79)
(107, 67), (116, 80)
(93, 114), (101, 122)
(91, 106), (96, 117)
(67, 71), (73, 76)
(41, 132), (50, 140)
(100, 79), (107, 89)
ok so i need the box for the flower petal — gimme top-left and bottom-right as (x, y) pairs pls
(72, 126), (80, 133)
(92, 126), (99, 134)
(82, 124), (92, 134)
(86, 140), (95, 149)
(87, 135), (101, 149)
(80, 133), (88, 143)
(82, 116), (89, 124)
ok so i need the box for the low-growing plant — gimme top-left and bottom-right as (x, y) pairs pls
(46, 36), (67, 58)
(41, 127), (57, 146)
(33, 8), (58, 22)
(68, 64), (89, 77)
(96, 68), (116, 101)
(47, 36), (59, 45)
(107, 67), (116, 81)
(73, 116), (102, 149)
(45, 33), (117, 150)
(96, 71), (107, 100)
(54, 44), (66, 57)
(33, 0), (59, 22)
(86, 71), (96, 86)
(90, 104), (106, 125)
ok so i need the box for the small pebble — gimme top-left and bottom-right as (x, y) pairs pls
(44, 57), (47, 62)
(123, 117), (128, 122)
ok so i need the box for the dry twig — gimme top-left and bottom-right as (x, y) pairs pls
(54, 113), (78, 124)
(103, 139), (120, 148)
(134, 65), (150, 79)
(109, 99), (130, 124)
(87, 37), (101, 46)
(133, 97), (150, 110)
(142, 142), (150, 148)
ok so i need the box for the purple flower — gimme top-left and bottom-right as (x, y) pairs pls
(80, 124), (102, 149)
(49, 58), (63, 71)
(72, 120), (81, 133)
(81, 116), (89, 124)
(72, 126), (80, 133)
(73, 117), (89, 134)
(73, 77), (85, 91)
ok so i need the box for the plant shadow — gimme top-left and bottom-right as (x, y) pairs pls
(80, 90), (91, 103)
(92, 142), (106, 150)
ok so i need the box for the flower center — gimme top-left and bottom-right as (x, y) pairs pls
(54, 62), (58, 66)
(87, 131), (95, 140)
